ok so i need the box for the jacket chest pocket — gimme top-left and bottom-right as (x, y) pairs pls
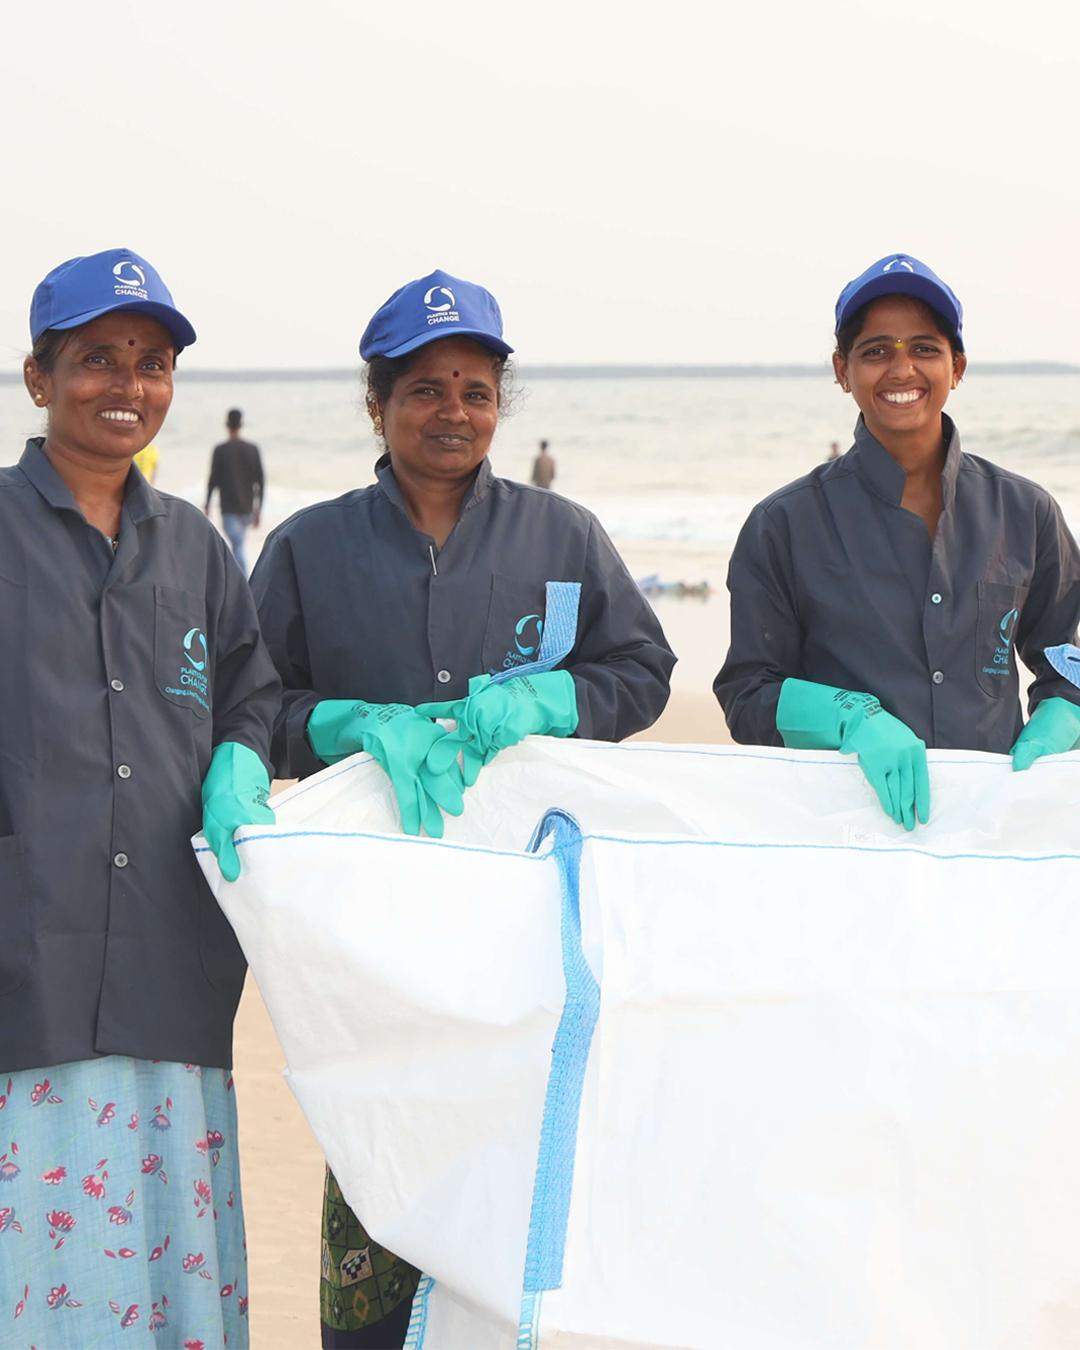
(154, 585), (212, 718)
(974, 580), (1030, 698)
(481, 574), (554, 677)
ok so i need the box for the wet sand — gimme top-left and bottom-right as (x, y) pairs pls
(236, 667), (730, 1348)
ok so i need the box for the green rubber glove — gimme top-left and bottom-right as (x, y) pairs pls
(777, 678), (930, 831)
(417, 670), (579, 788)
(1010, 697), (1080, 771)
(201, 741), (275, 882)
(306, 700), (464, 838)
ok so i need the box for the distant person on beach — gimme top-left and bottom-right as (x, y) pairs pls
(2, 248), (279, 1347)
(205, 407), (265, 575)
(531, 436), (556, 487)
(716, 252), (1080, 829)
(826, 439), (841, 461)
(249, 268), (674, 1348)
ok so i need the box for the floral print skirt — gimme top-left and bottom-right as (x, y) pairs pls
(0, 1055), (248, 1348)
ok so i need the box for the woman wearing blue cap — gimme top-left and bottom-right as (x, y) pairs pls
(0, 249), (279, 1347)
(249, 268), (674, 1346)
(715, 253), (1080, 829)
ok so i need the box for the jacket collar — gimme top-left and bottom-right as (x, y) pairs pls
(848, 413), (962, 511)
(374, 451), (495, 519)
(20, 437), (168, 524)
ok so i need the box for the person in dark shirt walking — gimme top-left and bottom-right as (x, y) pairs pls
(205, 407), (265, 575)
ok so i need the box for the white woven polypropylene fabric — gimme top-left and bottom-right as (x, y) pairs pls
(196, 742), (1080, 1349)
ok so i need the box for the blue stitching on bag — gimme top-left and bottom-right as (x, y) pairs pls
(519, 807), (600, 1323)
(197, 828), (1080, 867)
(517, 1289), (543, 1349)
(402, 1274), (435, 1348)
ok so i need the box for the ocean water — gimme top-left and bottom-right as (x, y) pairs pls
(2, 370), (1078, 585)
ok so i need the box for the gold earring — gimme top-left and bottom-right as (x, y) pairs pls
(372, 415), (384, 436)
(35, 393), (45, 405)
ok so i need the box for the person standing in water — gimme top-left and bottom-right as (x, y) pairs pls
(715, 252), (1080, 830)
(530, 437), (556, 488)
(205, 407), (265, 575)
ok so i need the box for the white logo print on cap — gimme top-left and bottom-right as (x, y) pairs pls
(113, 259), (149, 301)
(113, 260), (146, 288)
(424, 286), (456, 312)
(883, 258), (914, 273)
(423, 284), (460, 330)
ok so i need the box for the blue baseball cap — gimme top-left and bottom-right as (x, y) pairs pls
(359, 269), (513, 361)
(30, 248), (197, 352)
(835, 253), (964, 351)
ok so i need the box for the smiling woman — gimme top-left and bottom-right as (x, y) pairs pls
(1, 248), (281, 1348)
(247, 267), (676, 1347)
(715, 251), (1080, 831)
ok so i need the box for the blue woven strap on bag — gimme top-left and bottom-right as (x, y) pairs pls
(1045, 643), (1080, 690)
(490, 581), (581, 686)
(516, 808), (601, 1345)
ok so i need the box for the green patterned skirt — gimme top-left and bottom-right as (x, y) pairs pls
(320, 1166), (421, 1335)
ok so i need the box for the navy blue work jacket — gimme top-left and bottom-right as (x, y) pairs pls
(0, 441), (280, 1073)
(715, 417), (1080, 751)
(250, 455), (675, 779)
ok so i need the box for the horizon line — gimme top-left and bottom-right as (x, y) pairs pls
(1, 360), (1078, 384)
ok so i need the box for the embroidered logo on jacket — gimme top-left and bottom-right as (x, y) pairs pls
(982, 607), (1019, 680)
(163, 627), (211, 710)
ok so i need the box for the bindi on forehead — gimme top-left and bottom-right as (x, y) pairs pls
(128, 339), (136, 347)
(452, 369), (460, 378)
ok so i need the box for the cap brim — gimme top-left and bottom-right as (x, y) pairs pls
(49, 299), (197, 351)
(837, 275), (963, 350)
(366, 326), (513, 361)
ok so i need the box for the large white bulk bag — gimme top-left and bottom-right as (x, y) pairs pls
(196, 742), (1080, 1349)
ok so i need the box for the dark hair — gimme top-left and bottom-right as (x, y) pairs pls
(363, 344), (515, 426)
(226, 408), (243, 429)
(28, 329), (73, 375)
(834, 298), (961, 359)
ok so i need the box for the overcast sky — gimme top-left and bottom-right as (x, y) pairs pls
(1, 0), (1077, 369)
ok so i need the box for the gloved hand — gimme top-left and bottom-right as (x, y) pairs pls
(1010, 697), (1080, 771)
(417, 670), (579, 788)
(777, 678), (930, 831)
(201, 741), (275, 882)
(306, 700), (464, 838)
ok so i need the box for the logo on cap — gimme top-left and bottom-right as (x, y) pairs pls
(883, 258), (915, 274)
(424, 286), (456, 313)
(113, 259), (149, 301)
(422, 283), (460, 330)
(114, 261), (145, 288)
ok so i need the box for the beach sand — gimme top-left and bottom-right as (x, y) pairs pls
(237, 598), (730, 1348)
